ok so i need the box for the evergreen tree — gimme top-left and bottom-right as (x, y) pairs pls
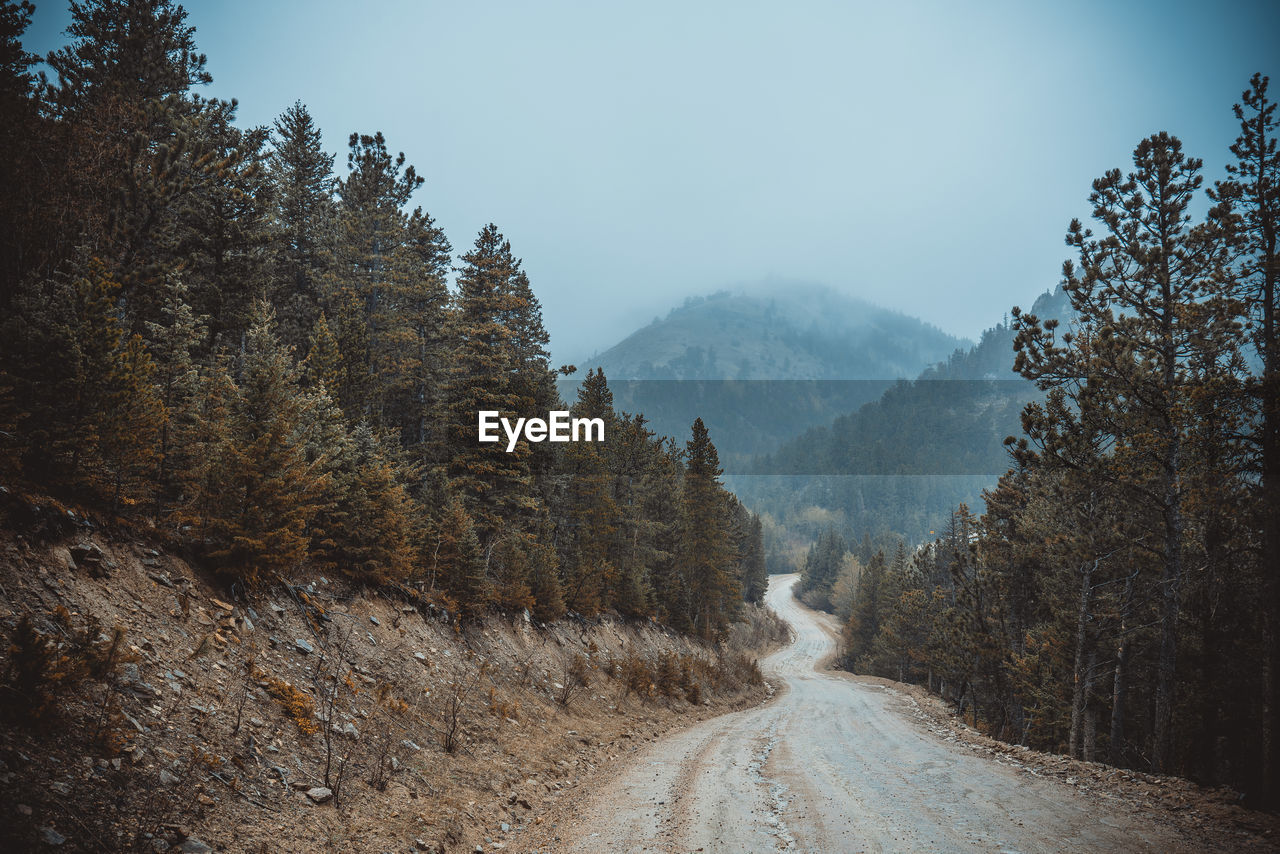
(325, 131), (422, 420)
(845, 551), (886, 664)
(443, 224), (536, 537)
(144, 279), (206, 511)
(1, 259), (164, 506)
(1211, 73), (1280, 801)
(302, 312), (343, 393)
(42, 0), (224, 330)
(268, 101), (334, 351)
(431, 497), (490, 616)
(199, 303), (325, 585)
(638, 435), (685, 628)
(1013, 132), (1239, 771)
(679, 418), (738, 639)
(526, 533), (567, 623)
(388, 206), (452, 454)
(491, 535), (536, 613)
(176, 99), (274, 345)
(0, 0), (40, 294)
(45, 0), (210, 113)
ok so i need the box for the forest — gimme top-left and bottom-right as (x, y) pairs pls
(0, 0), (767, 640)
(797, 73), (1280, 803)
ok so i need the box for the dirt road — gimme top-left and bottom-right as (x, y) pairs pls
(522, 573), (1195, 853)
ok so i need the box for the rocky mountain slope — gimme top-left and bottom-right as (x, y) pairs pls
(0, 492), (785, 853)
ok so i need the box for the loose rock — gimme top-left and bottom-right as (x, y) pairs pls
(39, 826), (66, 846)
(306, 786), (333, 804)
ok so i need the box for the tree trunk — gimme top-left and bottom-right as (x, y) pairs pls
(1111, 572), (1135, 765)
(1262, 216), (1279, 801)
(1069, 560), (1096, 759)
(1152, 463), (1184, 774)
(1083, 646), (1099, 762)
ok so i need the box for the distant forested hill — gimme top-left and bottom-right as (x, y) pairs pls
(586, 282), (964, 381)
(730, 286), (1072, 544)
(568, 283), (968, 467)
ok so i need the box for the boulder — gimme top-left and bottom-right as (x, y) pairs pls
(305, 786), (333, 804)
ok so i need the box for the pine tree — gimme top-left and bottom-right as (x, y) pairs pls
(268, 101), (334, 351)
(560, 440), (617, 615)
(443, 224), (536, 537)
(97, 332), (164, 511)
(45, 0), (210, 113)
(554, 369), (627, 614)
(326, 423), (417, 586)
(1013, 132), (1239, 772)
(526, 533), (566, 623)
(679, 418), (737, 639)
(491, 535), (536, 613)
(328, 285), (372, 415)
(1, 259), (165, 506)
(200, 303), (325, 585)
(607, 409), (662, 619)
(845, 551), (886, 664)
(302, 312), (343, 393)
(143, 279), (205, 510)
(504, 268), (560, 486)
(388, 206), (452, 454)
(42, 0), (224, 331)
(324, 131), (422, 421)
(0, 0), (40, 294)
(176, 99), (274, 345)
(431, 498), (490, 617)
(638, 435), (685, 628)
(1211, 73), (1280, 801)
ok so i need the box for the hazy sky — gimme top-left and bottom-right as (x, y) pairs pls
(26, 0), (1280, 362)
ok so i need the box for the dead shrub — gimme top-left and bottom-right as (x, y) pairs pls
(368, 682), (409, 791)
(1, 609), (133, 744)
(655, 652), (680, 698)
(440, 659), (488, 753)
(620, 653), (654, 699)
(555, 652), (591, 707)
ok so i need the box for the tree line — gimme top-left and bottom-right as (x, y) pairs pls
(801, 75), (1279, 803)
(0, 0), (766, 639)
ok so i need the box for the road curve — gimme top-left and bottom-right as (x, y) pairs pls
(525, 574), (1190, 853)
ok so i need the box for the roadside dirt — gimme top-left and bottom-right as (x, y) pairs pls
(519, 574), (1280, 853)
(0, 509), (780, 853)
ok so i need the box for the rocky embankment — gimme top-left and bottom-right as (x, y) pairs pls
(0, 492), (785, 853)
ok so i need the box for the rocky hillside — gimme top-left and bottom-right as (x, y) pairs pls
(0, 492), (786, 853)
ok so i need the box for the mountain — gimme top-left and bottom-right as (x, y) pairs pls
(564, 282), (968, 467)
(728, 286), (1073, 545)
(582, 282), (966, 381)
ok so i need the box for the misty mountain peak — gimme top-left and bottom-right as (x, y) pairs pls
(586, 281), (968, 380)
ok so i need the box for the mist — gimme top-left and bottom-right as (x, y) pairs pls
(26, 0), (1280, 363)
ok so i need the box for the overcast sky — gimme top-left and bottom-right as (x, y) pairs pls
(26, 0), (1280, 362)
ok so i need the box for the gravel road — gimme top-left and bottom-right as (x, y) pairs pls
(523, 573), (1195, 853)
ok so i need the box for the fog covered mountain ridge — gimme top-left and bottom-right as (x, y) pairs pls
(580, 281), (969, 381)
